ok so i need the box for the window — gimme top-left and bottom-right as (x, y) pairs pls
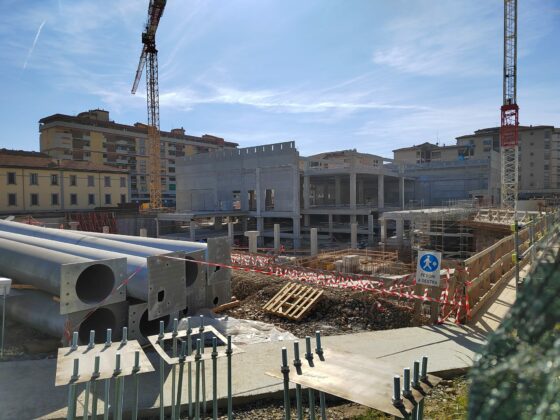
(120, 194), (126, 204)
(232, 191), (241, 210)
(431, 151), (441, 159)
(30, 193), (39, 206)
(104, 176), (111, 187)
(51, 193), (59, 206)
(248, 190), (256, 211)
(70, 175), (77, 186)
(70, 193), (78, 205)
(7, 172), (16, 185)
(30, 173), (38, 185)
(8, 193), (16, 206)
(265, 189), (275, 211)
(51, 174), (58, 185)
(119, 177), (126, 188)
(88, 194), (95, 205)
(88, 175), (94, 187)
(105, 194), (112, 205)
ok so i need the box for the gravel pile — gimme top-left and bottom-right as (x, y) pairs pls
(224, 272), (421, 338)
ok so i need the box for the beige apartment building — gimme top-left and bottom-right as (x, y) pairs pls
(0, 149), (128, 214)
(39, 109), (237, 206)
(394, 125), (560, 199)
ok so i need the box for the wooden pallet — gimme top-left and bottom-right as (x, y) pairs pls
(263, 283), (323, 321)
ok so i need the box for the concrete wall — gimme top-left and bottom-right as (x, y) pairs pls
(176, 142), (300, 216)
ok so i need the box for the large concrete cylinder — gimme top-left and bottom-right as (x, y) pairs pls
(72, 229), (207, 254)
(0, 219), (195, 258)
(1, 289), (128, 345)
(0, 240), (126, 314)
(0, 230), (188, 320)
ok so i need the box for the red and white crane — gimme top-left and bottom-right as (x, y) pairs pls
(500, 0), (519, 211)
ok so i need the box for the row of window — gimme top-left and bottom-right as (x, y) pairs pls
(6, 172), (127, 188)
(6, 193), (126, 207)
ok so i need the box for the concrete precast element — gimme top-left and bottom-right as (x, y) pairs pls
(0, 219), (196, 258)
(204, 281), (232, 310)
(0, 289), (128, 345)
(65, 228), (207, 254)
(0, 230), (186, 319)
(206, 237), (231, 286)
(128, 301), (172, 345)
(0, 240), (126, 314)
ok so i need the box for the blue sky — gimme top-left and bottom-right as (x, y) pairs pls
(1, 0), (559, 158)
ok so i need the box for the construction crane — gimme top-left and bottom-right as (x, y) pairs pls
(500, 0), (519, 211)
(132, 0), (167, 210)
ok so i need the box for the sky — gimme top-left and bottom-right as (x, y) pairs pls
(1, 0), (559, 158)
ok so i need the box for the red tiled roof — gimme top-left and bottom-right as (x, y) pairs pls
(0, 149), (127, 173)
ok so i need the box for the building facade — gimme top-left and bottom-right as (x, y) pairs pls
(39, 109), (237, 206)
(0, 149), (128, 214)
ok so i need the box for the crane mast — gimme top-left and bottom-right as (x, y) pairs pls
(132, 0), (167, 209)
(500, 0), (519, 211)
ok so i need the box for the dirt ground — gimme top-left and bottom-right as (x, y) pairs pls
(223, 271), (421, 338)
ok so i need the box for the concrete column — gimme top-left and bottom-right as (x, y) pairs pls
(351, 223), (358, 249)
(335, 177), (342, 205)
(242, 217), (248, 232)
(400, 177), (405, 209)
(380, 219), (387, 243)
(303, 175), (311, 209)
(190, 220), (196, 241)
(255, 167), (261, 215)
(139, 228), (148, 237)
(357, 179), (364, 205)
(310, 228), (318, 256)
(228, 222), (234, 245)
(350, 172), (357, 209)
(396, 218), (404, 245)
(273, 223), (281, 253)
(69, 222), (79, 230)
(214, 216), (222, 230)
(244, 231), (260, 253)
(256, 217), (264, 247)
(350, 214), (357, 224)
(378, 174), (385, 208)
(368, 215), (374, 244)
(292, 217), (301, 249)
(155, 218), (159, 238)
(328, 214), (333, 239)
(304, 214), (310, 227)
(102, 226), (110, 234)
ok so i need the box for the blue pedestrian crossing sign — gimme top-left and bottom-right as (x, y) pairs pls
(416, 251), (442, 286)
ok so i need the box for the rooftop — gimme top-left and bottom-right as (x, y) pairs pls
(0, 149), (127, 173)
(39, 110), (238, 148)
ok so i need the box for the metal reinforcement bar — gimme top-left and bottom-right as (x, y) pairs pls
(0, 239), (126, 313)
(0, 289), (128, 344)
(0, 222), (192, 319)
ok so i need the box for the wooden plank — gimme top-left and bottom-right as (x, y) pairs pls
(212, 299), (240, 313)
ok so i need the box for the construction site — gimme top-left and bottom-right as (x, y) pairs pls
(1, 0), (559, 419)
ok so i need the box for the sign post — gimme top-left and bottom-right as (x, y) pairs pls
(416, 251), (442, 287)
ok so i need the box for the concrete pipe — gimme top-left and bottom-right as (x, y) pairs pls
(0, 289), (128, 345)
(0, 240), (126, 314)
(0, 230), (187, 320)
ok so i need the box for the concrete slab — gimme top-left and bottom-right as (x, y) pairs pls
(0, 275), (517, 419)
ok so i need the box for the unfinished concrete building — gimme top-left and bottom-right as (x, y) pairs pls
(174, 142), (302, 247)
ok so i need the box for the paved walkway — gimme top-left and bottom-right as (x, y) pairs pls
(0, 276), (516, 419)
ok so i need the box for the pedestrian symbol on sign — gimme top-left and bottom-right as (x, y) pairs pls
(420, 254), (439, 272)
(416, 250), (442, 287)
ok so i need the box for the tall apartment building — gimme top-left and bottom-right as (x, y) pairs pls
(394, 125), (560, 200)
(457, 126), (560, 197)
(0, 149), (128, 214)
(39, 109), (238, 206)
